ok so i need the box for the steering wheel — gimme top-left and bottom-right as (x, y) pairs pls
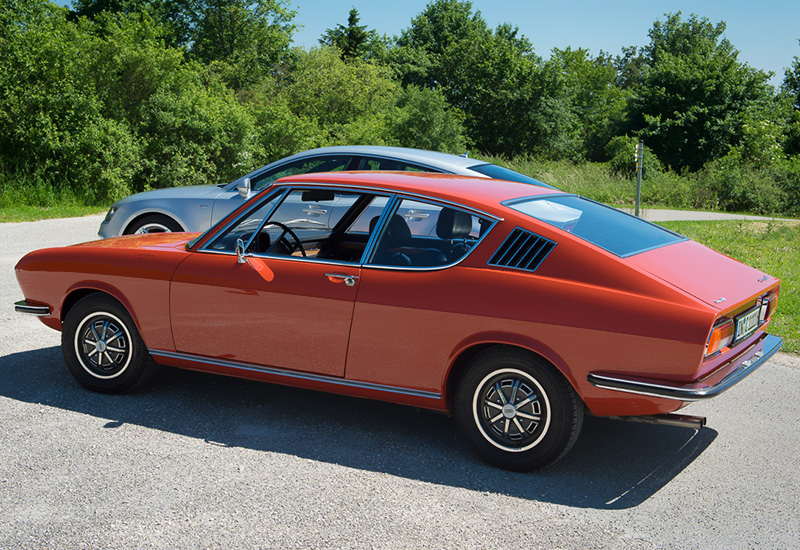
(263, 222), (306, 257)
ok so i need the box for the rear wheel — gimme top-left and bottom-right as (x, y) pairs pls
(125, 214), (182, 235)
(62, 294), (156, 393)
(455, 347), (583, 471)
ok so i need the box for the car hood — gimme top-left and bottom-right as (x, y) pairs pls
(71, 232), (199, 252)
(626, 240), (778, 311)
(112, 184), (225, 206)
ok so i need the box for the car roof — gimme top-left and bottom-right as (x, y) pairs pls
(274, 171), (561, 214)
(283, 145), (481, 170)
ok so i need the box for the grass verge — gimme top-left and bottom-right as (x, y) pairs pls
(0, 205), (106, 223)
(661, 220), (800, 354)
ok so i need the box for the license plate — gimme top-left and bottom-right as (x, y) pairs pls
(735, 307), (760, 341)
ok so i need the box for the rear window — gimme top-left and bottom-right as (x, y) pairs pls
(506, 195), (685, 257)
(469, 163), (555, 188)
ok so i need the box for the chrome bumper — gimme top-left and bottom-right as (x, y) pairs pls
(14, 300), (51, 317)
(587, 334), (783, 401)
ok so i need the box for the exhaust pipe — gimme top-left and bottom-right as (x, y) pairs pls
(614, 413), (707, 430)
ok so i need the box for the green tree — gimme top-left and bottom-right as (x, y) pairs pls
(784, 45), (800, 109)
(390, 86), (467, 152)
(390, 0), (576, 158)
(783, 41), (800, 156)
(613, 45), (647, 90)
(626, 12), (775, 172)
(319, 8), (375, 60)
(272, 47), (399, 145)
(0, 0), (138, 203)
(188, 0), (295, 67)
(393, 0), (490, 89)
(548, 47), (628, 159)
(71, 0), (297, 88)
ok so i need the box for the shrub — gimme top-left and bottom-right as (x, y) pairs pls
(693, 151), (786, 214)
(604, 135), (663, 180)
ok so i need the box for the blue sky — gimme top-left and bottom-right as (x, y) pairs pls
(288, 0), (798, 87)
(55, 0), (799, 86)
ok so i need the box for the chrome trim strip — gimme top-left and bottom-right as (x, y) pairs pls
(149, 350), (442, 400)
(587, 334), (783, 401)
(14, 300), (51, 316)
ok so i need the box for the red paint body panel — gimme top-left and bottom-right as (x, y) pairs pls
(627, 239), (779, 310)
(14, 173), (781, 419)
(170, 253), (358, 376)
(15, 233), (194, 350)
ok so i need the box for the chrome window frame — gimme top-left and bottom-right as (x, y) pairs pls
(363, 195), (499, 272)
(196, 182), (502, 271)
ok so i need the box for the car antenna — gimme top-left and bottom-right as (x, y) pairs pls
(459, 151), (470, 158)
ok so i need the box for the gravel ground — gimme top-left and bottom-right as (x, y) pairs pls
(1, 215), (798, 549)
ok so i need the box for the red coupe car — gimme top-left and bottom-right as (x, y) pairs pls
(15, 172), (782, 470)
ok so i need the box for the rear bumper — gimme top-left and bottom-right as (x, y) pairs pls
(14, 300), (51, 317)
(587, 334), (782, 401)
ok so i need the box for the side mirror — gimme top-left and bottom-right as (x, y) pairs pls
(236, 238), (247, 263)
(237, 177), (252, 199)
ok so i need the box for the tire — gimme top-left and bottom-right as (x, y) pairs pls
(125, 214), (183, 235)
(454, 347), (583, 471)
(61, 294), (157, 394)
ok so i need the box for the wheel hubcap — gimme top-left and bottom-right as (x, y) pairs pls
(134, 223), (171, 234)
(502, 403), (517, 419)
(473, 368), (551, 452)
(74, 312), (132, 379)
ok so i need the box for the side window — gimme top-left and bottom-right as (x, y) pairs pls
(347, 196), (389, 233)
(242, 189), (390, 263)
(207, 192), (283, 252)
(368, 198), (488, 268)
(251, 156), (352, 191)
(352, 156), (434, 173)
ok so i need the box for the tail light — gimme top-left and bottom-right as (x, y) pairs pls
(705, 319), (735, 358)
(759, 294), (777, 324)
(705, 294), (777, 359)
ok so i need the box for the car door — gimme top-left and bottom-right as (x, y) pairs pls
(170, 187), (378, 377)
(344, 198), (493, 390)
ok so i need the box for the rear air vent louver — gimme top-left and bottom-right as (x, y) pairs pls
(488, 228), (556, 272)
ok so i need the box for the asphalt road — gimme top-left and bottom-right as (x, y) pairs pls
(1, 215), (799, 549)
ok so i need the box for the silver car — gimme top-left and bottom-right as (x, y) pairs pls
(98, 145), (553, 238)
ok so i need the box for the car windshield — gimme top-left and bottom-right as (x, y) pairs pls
(469, 163), (555, 188)
(506, 195), (685, 257)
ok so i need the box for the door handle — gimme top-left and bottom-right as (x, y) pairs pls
(302, 205), (327, 216)
(325, 273), (359, 287)
(403, 210), (430, 220)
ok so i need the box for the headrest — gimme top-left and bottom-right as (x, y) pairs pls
(436, 208), (472, 240)
(370, 214), (412, 247)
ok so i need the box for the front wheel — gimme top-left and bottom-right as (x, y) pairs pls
(125, 214), (182, 235)
(455, 348), (583, 471)
(62, 294), (156, 393)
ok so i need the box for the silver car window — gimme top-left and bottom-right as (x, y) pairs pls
(251, 156), (352, 191)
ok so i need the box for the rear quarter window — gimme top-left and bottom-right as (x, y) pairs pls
(505, 195), (685, 257)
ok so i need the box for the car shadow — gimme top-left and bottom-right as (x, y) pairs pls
(1, 347), (717, 510)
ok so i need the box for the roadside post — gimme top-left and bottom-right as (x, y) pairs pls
(635, 139), (644, 217)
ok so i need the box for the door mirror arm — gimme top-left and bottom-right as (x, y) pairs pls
(236, 238), (248, 264)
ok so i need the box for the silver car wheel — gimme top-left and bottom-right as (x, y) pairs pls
(134, 222), (173, 234)
(472, 368), (552, 452)
(74, 311), (132, 380)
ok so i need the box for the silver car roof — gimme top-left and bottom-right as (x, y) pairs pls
(228, 146), (484, 188)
